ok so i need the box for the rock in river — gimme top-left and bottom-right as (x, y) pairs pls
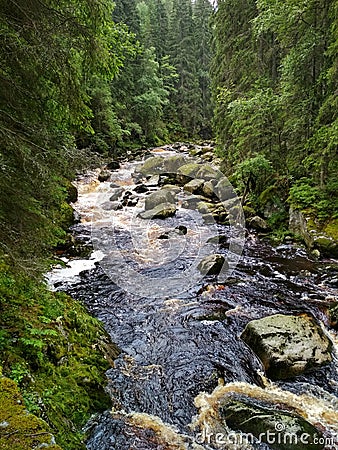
(144, 189), (176, 211)
(241, 314), (333, 380)
(138, 203), (176, 220)
(197, 254), (228, 275)
(220, 395), (324, 450)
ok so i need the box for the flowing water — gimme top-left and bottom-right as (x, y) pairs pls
(48, 145), (338, 449)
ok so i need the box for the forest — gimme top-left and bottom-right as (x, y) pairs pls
(0, 0), (337, 448)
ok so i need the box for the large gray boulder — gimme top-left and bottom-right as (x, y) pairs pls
(220, 395), (324, 450)
(162, 155), (188, 173)
(138, 203), (176, 220)
(241, 314), (333, 380)
(137, 156), (164, 175)
(197, 254), (228, 275)
(144, 189), (176, 211)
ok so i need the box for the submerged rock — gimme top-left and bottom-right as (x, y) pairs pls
(241, 314), (333, 380)
(220, 395), (324, 450)
(197, 254), (228, 275)
(138, 203), (177, 220)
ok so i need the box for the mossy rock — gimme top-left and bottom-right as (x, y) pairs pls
(176, 163), (201, 184)
(220, 395), (324, 450)
(0, 375), (62, 450)
(137, 157), (164, 175)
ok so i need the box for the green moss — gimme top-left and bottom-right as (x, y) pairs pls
(0, 374), (62, 450)
(324, 219), (338, 240)
(0, 261), (120, 449)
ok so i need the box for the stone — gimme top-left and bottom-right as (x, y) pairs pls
(181, 195), (209, 209)
(161, 184), (181, 194)
(145, 174), (160, 187)
(219, 395), (324, 450)
(197, 254), (228, 275)
(241, 314), (333, 380)
(137, 156), (164, 175)
(138, 203), (177, 220)
(202, 180), (215, 198)
(248, 215), (269, 231)
(101, 201), (122, 211)
(162, 155), (188, 173)
(196, 164), (222, 181)
(106, 160), (120, 170)
(176, 163), (201, 184)
(215, 177), (235, 201)
(98, 170), (111, 182)
(183, 179), (204, 194)
(133, 184), (149, 194)
(144, 189), (176, 211)
(109, 187), (125, 201)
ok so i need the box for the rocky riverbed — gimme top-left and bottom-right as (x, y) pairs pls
(48, 143), (338, 450)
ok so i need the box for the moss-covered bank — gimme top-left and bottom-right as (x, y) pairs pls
(0, 260), (119, 449)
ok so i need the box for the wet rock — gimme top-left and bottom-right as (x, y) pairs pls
(248, 215), (269, 231)
(106, 160), (120, 170)
(183, 179), (204, 194)
(65, 180), (78, 203)
(220, 395), (324, 450)
(98, 170), (111, 182)
(145, 174), (160, 186)
(133, 184), (149, 194)
(158, 226), (187, 240)
(110, 187), (125, 201)
(121, 191), (138, 207)
(241, 314), (333, 380)
(137, 156), (164, 175)
(328, 302), (338, 329)
(145, 189), (176, 211)
(101, 201), (123, 211)
(176, 163), (201, 184)
(138, 203), (176, 220)
(197, 254), (228, 275)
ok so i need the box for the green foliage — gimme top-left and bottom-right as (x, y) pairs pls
(0, 261), (119, 449)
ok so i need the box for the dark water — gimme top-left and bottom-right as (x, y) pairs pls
(48, 146), (338, 450)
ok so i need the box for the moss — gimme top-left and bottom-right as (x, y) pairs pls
(324, 219), (338, 240)
(0, 261), (120, 449)
(0, 373), (62, 450)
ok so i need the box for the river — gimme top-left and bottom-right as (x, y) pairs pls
(48, 144), (338, 450)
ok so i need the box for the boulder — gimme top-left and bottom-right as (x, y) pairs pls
(183, 179), (204, 194)
(248, 215), (269, 231)
(144, 189), (176, 211)
(241, 314), (333, 380)
(215, 178), (235, 201)
(197, 254), (228, 275)
(202, 180), (215, 198)
(138, 203), (176, 220)
(220, 395), (324, 450)
(133, 184), (149, 194)
(98, 170), (111, 182)
(176, 163), (201, 184)
(101, 201), (122, 211)
(161, 184), (181, 194)
(106, 160), (120, 170)
(162, 155), (188, 173)
(137, 156), (164, 175)
(289, 208), (338, 257)
(181, 195), (209, 210)
(109, 187), (125, 201)
(196, 164), (222, 181)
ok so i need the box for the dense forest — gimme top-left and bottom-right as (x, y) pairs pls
(0, 0), (337, 448)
